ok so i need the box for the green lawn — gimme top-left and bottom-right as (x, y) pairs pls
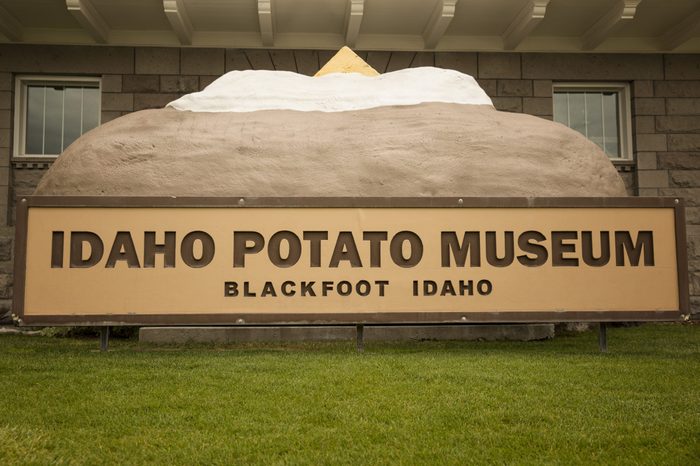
(0, 324), (698, 465)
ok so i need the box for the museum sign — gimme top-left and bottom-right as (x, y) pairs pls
(14, 196), (688, 326)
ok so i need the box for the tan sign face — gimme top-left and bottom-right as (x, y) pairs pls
(15, 197), (687, 325)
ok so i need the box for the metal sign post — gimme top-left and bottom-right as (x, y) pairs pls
(356, 324), (364, 353)
(100, 326), (110, 352)
(598, 323), (607, 353)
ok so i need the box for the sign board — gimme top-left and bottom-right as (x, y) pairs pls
(14, 197), (688, 326)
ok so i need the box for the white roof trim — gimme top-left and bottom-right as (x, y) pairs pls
(502, 0), (550, 51)
(65, 0), (109, 44)
(258, 0), (274, 47)
(423, 0), (458, 50)
(582, 0), (642, 51)
(163, 0), (192, 46)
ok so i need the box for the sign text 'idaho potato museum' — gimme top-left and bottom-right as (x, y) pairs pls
(14, 197), (688, 325)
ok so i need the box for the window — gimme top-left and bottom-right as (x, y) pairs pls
(553, 83), (632, 161)
(14, 76), (101, 157)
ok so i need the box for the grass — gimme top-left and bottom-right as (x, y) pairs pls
(0, 324), (698, 465)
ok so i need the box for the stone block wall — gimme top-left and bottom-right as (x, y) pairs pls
(628, 57), (700, 315)
(0, 45), (697, 322)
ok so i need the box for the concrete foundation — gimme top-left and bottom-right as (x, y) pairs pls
(139, 324), (555, 344)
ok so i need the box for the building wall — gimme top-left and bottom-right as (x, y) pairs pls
(0, 45), (698, 322)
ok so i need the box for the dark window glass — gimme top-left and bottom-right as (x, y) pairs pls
(23, 82), (100, 155)
(553, 89), (622, 159)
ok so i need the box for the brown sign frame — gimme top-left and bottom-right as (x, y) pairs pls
(14, 196), (689, 326)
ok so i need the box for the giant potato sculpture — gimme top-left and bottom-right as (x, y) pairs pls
(35, 48), (626, 198)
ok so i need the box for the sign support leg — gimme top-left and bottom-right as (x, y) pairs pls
(356, 324), (364, 353)
(598, 323), (607, 353)
(100, 326), (110, 352)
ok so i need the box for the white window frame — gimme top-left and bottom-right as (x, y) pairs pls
(13, 75), (102, 158)
(552, 82), (633, 162)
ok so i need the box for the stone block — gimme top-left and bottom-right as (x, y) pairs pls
(635, 134), (667, 151)
(656, 116), (700, 133)
(435, 52), (477, 76)
(632, 80), (654, 97)
(658, 188), (700, 206)
(636, 152), (657, 170)
(658, 152), (700, 170)
(0, 91), (11, 110)
(669, 134), (700, 151)
(12, 167), (48, 194)
(619, 171), (636, 194)
(533, 80), (552, 97)
(476, 79), (497, 97)
(101, 93), (133, 112)
(101, 74), (122, 93)
(654, 81), (700, 97)
(491, 97), (522, 113)
(523, 97), (552, 116)
(633, 98), (665, 116)
(478, 53), (520, 78)
(664, 54), (700, 80)
(139, 324), (555, 344)
(687, 257), (700, 274)
(690, 297), (700, 318)
(691, 257), (700, 271)
(0, 166), (9, 185)
(691, 272), (700, 296)
(687, 225), (700, 240)
(686, 207), (700, 224)
(199, 76), (218, 91)
(181, 48), (224, 76)
(497, 80), (532, 97)
(0, 273), (12, 299)
(667, 98), (700, 115)
(100, 111), (122, 124)
(0, 299), (11, 324)
(0, 44), (134, 74)
(0, 129), (9, 148)
(133, 93), (180, 111)
(637, 188), (659, 197)
(0, 110), (9, 129)
(634, 116), (655, 134)
(225, 49), (253, 72)
(135, 47), (179, 75)
(160, 76), (199, 93)
(689, 235), (700, 257)
(122, 75), (160, 93)
(637, 169), (668, 188)
(0, 234), (11, 261)
(522, 53), (663, 80)
(0, 258), (11, 273)
(670, 170), (700, 188)
(0, 72), (10, 91)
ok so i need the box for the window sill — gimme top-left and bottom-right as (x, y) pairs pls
(12, 156), (57, 169)
(612, 159), (635, 172)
